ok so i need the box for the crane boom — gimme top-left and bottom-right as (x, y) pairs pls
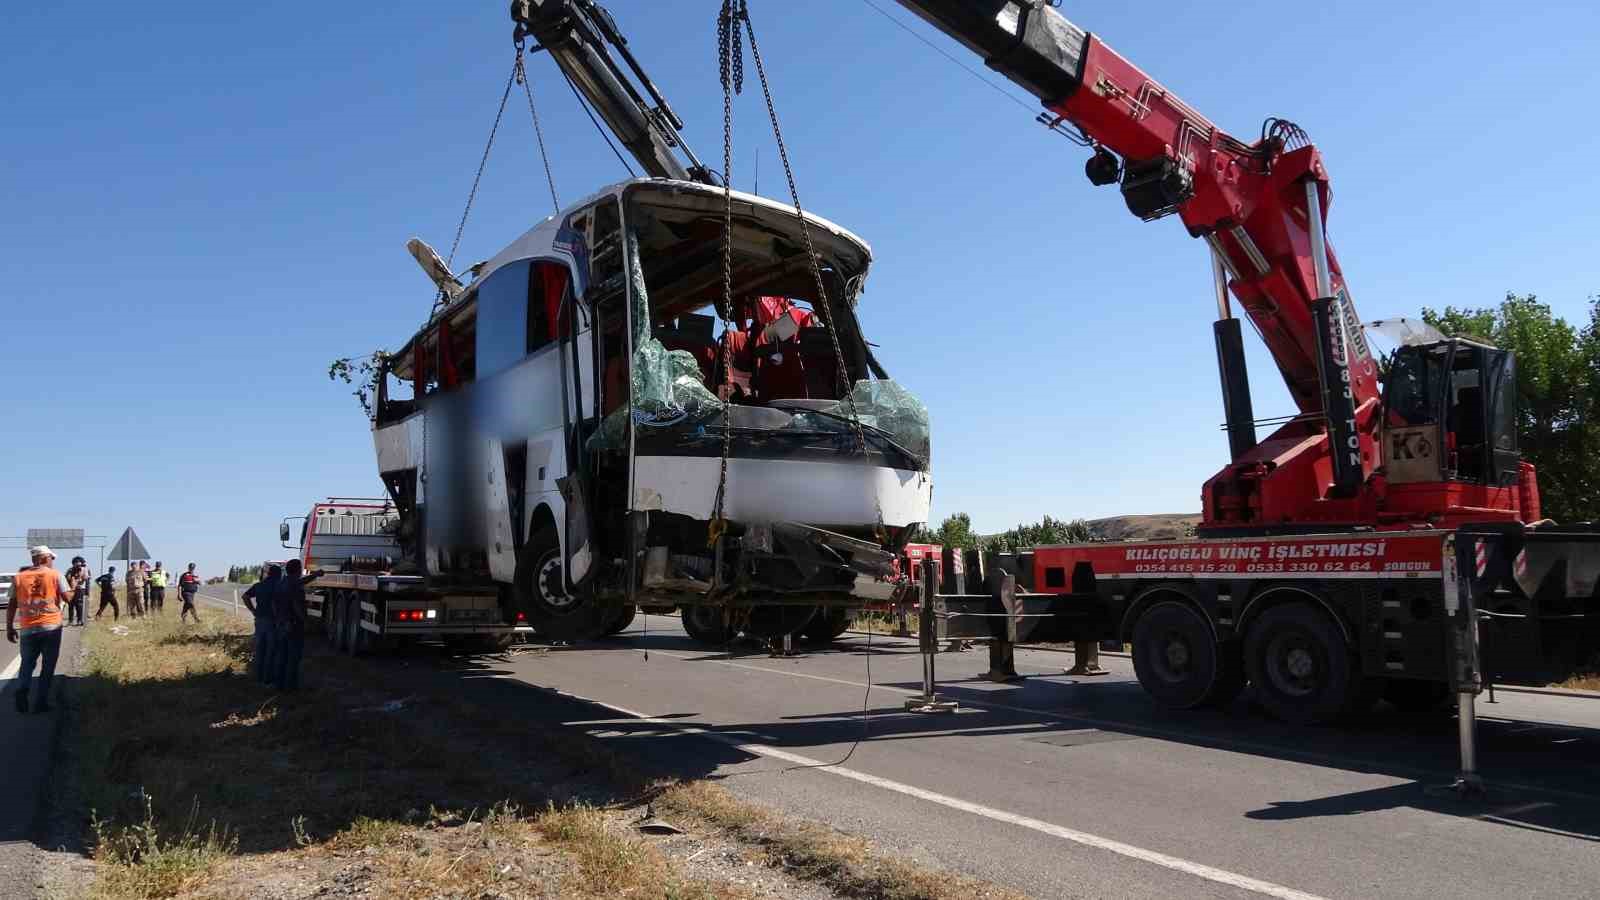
(511, 0), (712, 184)
(894, 1), (1407, 526)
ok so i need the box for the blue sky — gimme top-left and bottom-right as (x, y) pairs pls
(5, 1), (1597, 575)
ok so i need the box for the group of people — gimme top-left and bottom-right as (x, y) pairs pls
(86, 559), (203, 623)
(241, 559), (322, 692)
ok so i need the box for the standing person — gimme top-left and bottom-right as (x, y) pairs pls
(125, 563), (147, 617)
(148, 562), (168, 614)
(65, 556), (91, 626)
(242, 565), (282, 685)
(6, 547), (68, 714)
(94, 566), (120, 621)
(140, 562), (154, 613)
(271, 560), (324, 692)
(177, 563), (202, 624)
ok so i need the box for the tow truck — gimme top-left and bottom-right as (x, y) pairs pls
(882, 2), (1599, 749)
(280, 498), (526, 652)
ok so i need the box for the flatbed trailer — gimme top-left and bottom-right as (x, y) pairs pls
(306, 571), (530, 654)
(283, 499), (530, 653)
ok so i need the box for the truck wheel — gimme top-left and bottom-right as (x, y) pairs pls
(801, 608), (852, 644)
(514, 526), (611, 642)
(1383, 678), (1451, 714)
(476, 632), (515, 652)
(328, 589), (347, 643)
(681, 606), (738, 645)
(1245, 602), (1360, 725)
(1131, 601), (1229, 709)
(341, 593), (361, 656)
(604, 605), (637, 635)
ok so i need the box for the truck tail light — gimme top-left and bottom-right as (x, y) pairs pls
(389, 609), (428, 622)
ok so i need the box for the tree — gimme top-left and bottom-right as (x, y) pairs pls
(982, 515), (1096, 552)
(1423, 293), (1600, 522)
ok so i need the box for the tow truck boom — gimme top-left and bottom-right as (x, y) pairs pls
(510, 0), (712, 184)
(896, 1), (1529, 532)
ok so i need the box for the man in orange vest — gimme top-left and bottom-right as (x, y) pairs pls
(6, 546), (69, 714)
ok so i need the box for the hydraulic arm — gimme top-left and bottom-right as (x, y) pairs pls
(893, 2), (1452, 531)
(511, 0), (713, 184)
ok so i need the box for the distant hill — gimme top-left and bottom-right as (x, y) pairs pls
(1085, 513), (1200, 542)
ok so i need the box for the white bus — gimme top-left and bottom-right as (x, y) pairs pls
(367, 178), (932, 643)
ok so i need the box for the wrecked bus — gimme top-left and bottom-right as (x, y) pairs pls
(367, 178), (932, 643)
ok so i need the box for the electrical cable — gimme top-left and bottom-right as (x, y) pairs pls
(858, 0), (1043, 117)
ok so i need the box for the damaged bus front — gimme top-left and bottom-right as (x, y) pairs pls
(369, 179), (932, 642)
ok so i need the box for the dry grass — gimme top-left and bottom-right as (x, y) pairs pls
(64, 608), (1026, 900)
(64, 614), (751, 899)
(657, 781), (1029, 900)
(1560, 673), (1600, 692)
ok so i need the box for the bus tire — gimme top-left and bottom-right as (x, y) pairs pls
(514, 526), (611, 642)
(605, 605), (637, 635)
(681, 605), (738, 645)
(801, 608), (852, 644)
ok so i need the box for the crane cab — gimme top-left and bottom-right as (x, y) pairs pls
(1381, 338), (1520, 491)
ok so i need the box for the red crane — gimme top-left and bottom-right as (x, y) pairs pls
(897, 1), (1536, 534)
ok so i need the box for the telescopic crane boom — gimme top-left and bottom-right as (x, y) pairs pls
(510, 0), (713, 184)
(895, 1), (1535, 533)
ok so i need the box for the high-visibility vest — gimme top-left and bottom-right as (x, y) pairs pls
(149, 570), (168, 588)
(12, 567), (65, 631)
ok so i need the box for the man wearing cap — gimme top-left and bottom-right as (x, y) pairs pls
(6, 547), (70, 713)
(149, 562), (168, 614)
(65, 556), (91, 626)
(126, 562), (147, 617)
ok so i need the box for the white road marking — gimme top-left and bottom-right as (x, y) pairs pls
(577, 693), (1326, 900)
(0, 654), (20, 684)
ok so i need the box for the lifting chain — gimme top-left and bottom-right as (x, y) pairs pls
(439, 39), (562, 315)
(516, 41), (562, 216)
(710, 0), (883, 549)
(708, 0), (745, 548)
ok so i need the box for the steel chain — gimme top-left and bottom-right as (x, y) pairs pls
(444, 44), (520, 292)
(739, 12), (866, 457)
(709, 0), (745, 547)
(516, 44), (562, 216)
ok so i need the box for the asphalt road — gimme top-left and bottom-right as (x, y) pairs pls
(0, 622), (82, 900)
(188, 596), (1600, 899)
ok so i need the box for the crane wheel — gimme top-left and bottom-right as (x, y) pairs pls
(513, 526), (612, 642)
(1244, 602), (1361, 725)
(1131, 601), (1232, 709)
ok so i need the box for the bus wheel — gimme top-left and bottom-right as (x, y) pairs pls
(1132, 601), (1226, 710)
(745, 606), (817, 640)
(1245, 602), (1359, 725)
(515, 526), (610, 642)
(604, 605), (637, 636)
(801, 608), (852, 644)
(681, 605), (738, 645)
(1383, 678), (1451, 714)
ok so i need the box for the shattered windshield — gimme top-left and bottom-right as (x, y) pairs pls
(587, 189), (928, 467)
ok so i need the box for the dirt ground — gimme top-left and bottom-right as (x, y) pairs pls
(46, 613), (1021, 900)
